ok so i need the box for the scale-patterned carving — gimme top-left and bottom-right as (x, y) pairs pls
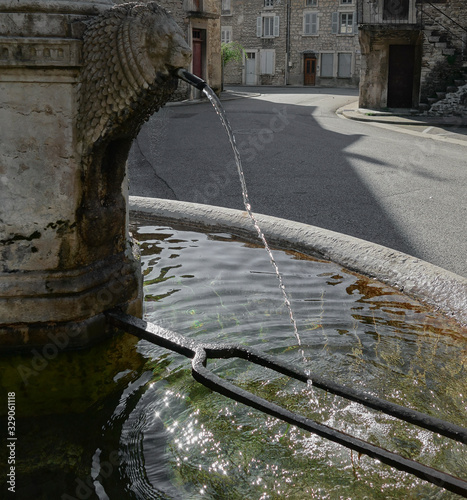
(77, 2), (191, 154)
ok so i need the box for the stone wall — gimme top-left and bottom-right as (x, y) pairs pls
(0, 0), (145, 347)
(222, 0), (288, 86)
(357, 0), (467, 110)
(288, 0), (360, 86)
(428, 83), (467, 118)
(221, 0), (360, 87)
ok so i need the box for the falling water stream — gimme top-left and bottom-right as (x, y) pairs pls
(201, 85), (302, 352)
(1, 73), (465, 499)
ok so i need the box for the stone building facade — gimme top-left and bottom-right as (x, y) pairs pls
(358, 0), (467, 110)
(221, 0), (361, 87)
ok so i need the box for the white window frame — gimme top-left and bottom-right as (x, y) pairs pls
(257, 15), (280, 38)
(303, 12), (318, 36)
(264, 16), (275, 37)
(221, 27), (232, 44)
(341, 12), (354, 34)
(260, 49), (275, 75)
(340, 0), (352, 4)
(306, 0), (318, 5)
(337, 52), (352, 77)
(332, 12), (356, 34)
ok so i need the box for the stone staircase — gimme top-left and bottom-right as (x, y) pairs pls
(426, 81), (467, 117)
(419, 26), (467, 115)
(419, 69), (467, 114)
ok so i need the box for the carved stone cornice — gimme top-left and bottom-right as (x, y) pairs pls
(0, 36), (81, 67)
(0, 0), (112, 15)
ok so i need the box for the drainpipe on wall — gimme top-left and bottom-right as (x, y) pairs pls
(285, 0), (291, 85)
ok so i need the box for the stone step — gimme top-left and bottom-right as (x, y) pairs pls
(427, 97), (439, 105)
(454, 79), (466, 86)
(446, 86), (458, 93)
(428, 36), (440, 43)
(418, 103), (430, 112)
(436, 91), (446, 99)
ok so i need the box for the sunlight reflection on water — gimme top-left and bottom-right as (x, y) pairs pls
(103, 224), (467, 500)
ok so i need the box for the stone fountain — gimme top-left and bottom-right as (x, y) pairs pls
(0, 0), (191, 350)
(1, 2), (466, 497)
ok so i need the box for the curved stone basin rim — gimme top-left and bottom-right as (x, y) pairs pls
(129, 196), (467, 328)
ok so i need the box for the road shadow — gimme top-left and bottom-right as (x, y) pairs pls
(128, 91), (455, 269)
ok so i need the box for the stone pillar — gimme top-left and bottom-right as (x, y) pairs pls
(0, 1), (191, 350)
(358, 28), (388, 109)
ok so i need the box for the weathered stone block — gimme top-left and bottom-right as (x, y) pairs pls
(0, 0), (193, 350)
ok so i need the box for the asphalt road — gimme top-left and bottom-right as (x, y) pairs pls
(128, 86), (467, 278)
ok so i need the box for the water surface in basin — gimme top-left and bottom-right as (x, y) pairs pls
(111, 224), (466, 500)
(2, 224), (465, 499)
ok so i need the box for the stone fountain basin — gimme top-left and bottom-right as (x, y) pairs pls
(130, 196), (467, 328)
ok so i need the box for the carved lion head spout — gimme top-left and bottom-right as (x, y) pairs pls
(77, 2), (192, 154)
(76, 2), (192, 255)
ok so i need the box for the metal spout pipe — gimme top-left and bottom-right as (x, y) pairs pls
(176, 68), (207, 91)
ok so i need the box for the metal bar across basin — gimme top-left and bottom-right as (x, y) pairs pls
(106, 309), (467, 497)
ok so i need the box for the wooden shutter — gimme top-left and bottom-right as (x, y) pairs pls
(305, 13), (317, 35)
(257, 17), (262, 37)
(338, 53), (352, 77)
(331, 12), (338, 34)
(274, 16), (280, 37)
(311, 13), (318, 34)
(260, 50), (267, 74)
(304, 13), (311, 34)
(260, 50), (275, 74)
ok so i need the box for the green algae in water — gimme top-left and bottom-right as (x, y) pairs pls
(112, 225), (466, 500)
(0, 332), (145, 499)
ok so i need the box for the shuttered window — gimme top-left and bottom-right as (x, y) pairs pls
(338, 53), (352, 77)
(304, 12), (318, 35)
(257, 16), (280, 38)
(260, 50), (275, 74)
(321, 53), (334, 77)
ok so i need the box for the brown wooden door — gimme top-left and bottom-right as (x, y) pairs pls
(304, 56), (316, 86)
(192, 29), (204, 78)
(387, 45), (415, 108)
